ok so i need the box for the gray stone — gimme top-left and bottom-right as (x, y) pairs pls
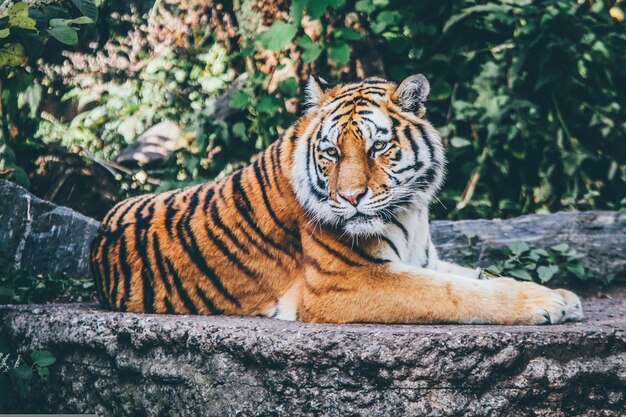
(432, 211), (626, 283)
(1, 300), (624, 416)
(0, 180), (99, 279)
(115, 121), (182, 167)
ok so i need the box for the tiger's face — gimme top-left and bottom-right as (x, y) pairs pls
(293, 74), (446, 236)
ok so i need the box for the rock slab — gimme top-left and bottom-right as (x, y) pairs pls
(1, 300), (625, 416)
(0, 180), (99, 279)
(1, 179), (624, 284)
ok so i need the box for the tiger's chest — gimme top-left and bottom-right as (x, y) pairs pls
(377, 208), (432, 267)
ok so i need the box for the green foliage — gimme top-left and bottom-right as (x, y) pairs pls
(0, 337), (56, 405)
(2, 0), (625, 218)
(0, 0), (97, 187)
(0, 266), (95, 304)
(486, 241), (598, 286)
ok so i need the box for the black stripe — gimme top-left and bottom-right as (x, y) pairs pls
(110, 264), (120, 309)
(203, 213), (259, 281)
(163, 296), (175, 314)
(210, 202), (249, 254)
(163, 256), (199, 314)
(306, 134), (328, 200)
(309, 233), (362, 267)
(118, 236), (132, 312)
(304, 255), (344, 276)
(390, 217), (409, 241)
(165, 189), (186, 236)
(392, 164), (417, 175)
(134, 198), (156, 313)
(404, 125), (424, 172)
(231, 170), (297, 258)
(270, 141), (283, 187)
(235, 224), (285, 266)
(175, 187), (241, 307)
(195, 284), (222, 315)
(336, 239), (390, 264)
(202, 185), (215, 213)
(92, 236), (109, 308)
(258, 154), (272, 189)
(151, 232), (173, 295)
(252, 159), (300, 242)
(381, 236), (401, 259)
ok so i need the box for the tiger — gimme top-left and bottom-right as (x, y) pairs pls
(90, 74), (583, 324)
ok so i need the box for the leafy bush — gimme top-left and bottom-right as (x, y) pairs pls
(0, 339), (56, 407)
(0, 0), (97, 188)
(486, 241), (595, 286)
(2, 0), (626, 219)
(0, 266), (95, 304)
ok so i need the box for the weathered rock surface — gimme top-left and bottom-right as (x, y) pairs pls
(1, 300), (624, 416)
(0, 180), (99, 279)
(1, 179), (624, 284)
(432, 211), (626, 283)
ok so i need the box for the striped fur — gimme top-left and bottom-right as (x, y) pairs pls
(90, 75), (583, 324)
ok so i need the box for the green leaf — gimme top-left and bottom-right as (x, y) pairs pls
(565, 264), (586, 280)
(307, 0), (330, 20)
(259, 20), (297, 52)
(450, 137), (471, 148)
(0, 28), (10, 38)
(355, 0), (376, 14)
(12, 364), (32, 380)
(232, 122), (248, 142)
(279, 77), (298, 96)
(228, 91), (249, 109)
(0, 43), (27, 67)
(30, 351), (56, 368)
(296, 35), (323, 63)
(47, 25), (78, 45)
(8, 2), (36, 30)
(537, 265), (559, 283)
(70, 0), (98, 21)
(443, 4), (513, 33)
(334, 27), (362, 41)
(17, 82), (42, 117)
(508, 241), (529, 257)
(329, 41), (350, 66)
(508, 268), (533, 281)
(550, 243), (569, 253)
(256, 95), (280, 115)
(50, 16), (94, 27)
(290, 0), (306, 24)
(0, 287), (15, 304)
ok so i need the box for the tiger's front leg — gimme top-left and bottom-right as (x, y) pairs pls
(299, 262), (583, 325)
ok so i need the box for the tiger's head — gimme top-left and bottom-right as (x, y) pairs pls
(292, 74), (446, 236)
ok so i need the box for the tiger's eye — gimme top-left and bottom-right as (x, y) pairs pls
(373, 141), (387, 151)
(326, 148), (338, 157)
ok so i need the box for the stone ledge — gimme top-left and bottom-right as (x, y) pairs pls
(1, 300), (625, 416)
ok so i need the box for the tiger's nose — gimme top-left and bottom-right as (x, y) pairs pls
(338, 188), (367, 206)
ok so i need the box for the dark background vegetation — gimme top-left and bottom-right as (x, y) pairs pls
(1, 0), (625, 222)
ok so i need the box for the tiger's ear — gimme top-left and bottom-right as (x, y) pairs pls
(304, 76), (330, 111)
(393, 74), (430, 115)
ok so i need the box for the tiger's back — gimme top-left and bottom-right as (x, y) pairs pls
(90, 139), (306, 317)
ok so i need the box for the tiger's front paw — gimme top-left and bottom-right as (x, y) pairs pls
(509, 281), (583, 325)
(553, 288), (584, 322)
